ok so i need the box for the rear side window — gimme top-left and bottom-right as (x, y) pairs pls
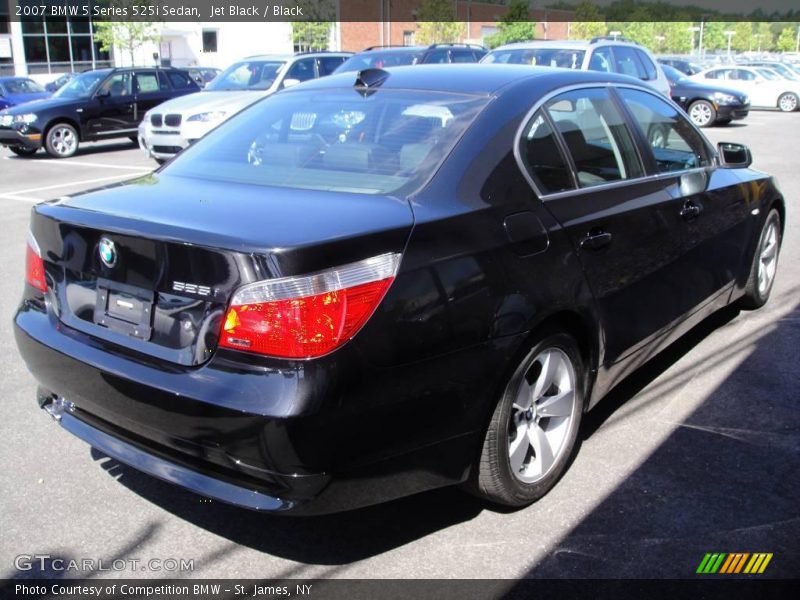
(613, 46), (645, 79)
(518, 110), (574, 194)
(134, 71), (160, 93)
(424, 50), (450, 64)
(285, 58), (316, 83)
(617, 88), (711, 173)
(167, 71), (193, 89)
(166, 89), (488, 196)
(318, 56), (347, 76)
(545, 88), (643, 188)
(634, 49), (658, 81)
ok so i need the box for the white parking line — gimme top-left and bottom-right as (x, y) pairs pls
(3, 156), (152, 171)
(0, 172), (144, 203)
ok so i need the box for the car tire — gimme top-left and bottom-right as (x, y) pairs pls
(688, 100), (716, 127)
(8, 146), (38, 157)
(44, 123), (79, 158)
(472, 332), (584, 507)
(740, 208), (781, 310)
(777, 92), (798, 112)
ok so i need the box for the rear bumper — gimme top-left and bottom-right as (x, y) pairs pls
(0, 126), (42, 150)
(55, 409), (296, 511)
(14, 302), (485, 514)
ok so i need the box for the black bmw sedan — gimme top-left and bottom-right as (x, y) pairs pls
(0, 67), (199, 158)
(661, 64), (750, 127)
(15, 65), (784, 515)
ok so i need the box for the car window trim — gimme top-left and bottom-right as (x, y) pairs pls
(512, 82), (719, 202)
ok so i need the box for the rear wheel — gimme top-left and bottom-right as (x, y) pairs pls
(44, 123), (79, 158)
(688, 100), (716, 127)
(8, 146), (38, 157)
(741, 209), (781, 309)
(472, 332), (584, 507)
(777, 92), (798, 112)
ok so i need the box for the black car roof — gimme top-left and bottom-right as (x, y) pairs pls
(294, 63), (644, 97)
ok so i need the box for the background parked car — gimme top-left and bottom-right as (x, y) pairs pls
(0, 77), (51, 110)
(0, 67), (200, 158)
(335, 44), (487, 73)
(657, 56), (704, 76)
(692, 66), (800, 112)
(481, 37), (670, 96)
(139, 52), (351, 163)
(741, 61), (800, 82)
(661, 64), (749, 127)
(44, 72), (78, 93)
(185, 67), (222, 89)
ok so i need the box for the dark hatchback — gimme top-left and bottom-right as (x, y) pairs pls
(661, 64), (750, 128)
(15, 65), (784, 515)
(0, 67), (200, 158)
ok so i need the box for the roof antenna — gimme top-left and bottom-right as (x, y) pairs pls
(355, 68), (390, 96)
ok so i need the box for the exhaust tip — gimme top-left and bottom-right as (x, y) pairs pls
(38, 389), (74, 421)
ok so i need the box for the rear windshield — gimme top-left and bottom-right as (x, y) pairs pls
(166, 88), (488, 195)
(336, 51), (424, 73)
(482, 48), (585, 69)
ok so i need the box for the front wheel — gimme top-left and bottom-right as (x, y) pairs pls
(472, 332), (584, 507)
(777, 92), (798, 112)
(44, 123), (79, 158)
(688, 100), (716, 127)
(741, 208), (781, 309)
(8, 146), (38, 157)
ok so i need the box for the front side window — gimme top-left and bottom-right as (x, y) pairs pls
(588, 47), (613, 73)
(134, 71), (160, 94)
(165, 89), (488, 196)
(98, 72), (132, 97)
(545, 88), (643, 188)
(617, 87), (711, 173)
(285, 58), (316, 83)
(205, 60), (286, 91)
(518, 110), (574, 194)
(634, 49), (658, 81)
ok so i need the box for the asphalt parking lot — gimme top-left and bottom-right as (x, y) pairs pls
(0, 111), (798, 581)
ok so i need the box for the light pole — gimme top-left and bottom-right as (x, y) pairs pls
(725, 30), (735, 58)
(698, 19), (706, 60)
(688, 26), (700, 57)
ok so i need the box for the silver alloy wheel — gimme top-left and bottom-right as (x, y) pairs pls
(49, 125), (77, 156)
(778, 93), (798, 112)
(689, 102), (713, 126)
(757, 219), (779, 296)
(508, 347), (577, 483)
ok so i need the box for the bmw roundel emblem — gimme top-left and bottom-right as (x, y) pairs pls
(98, 237), (117, 268)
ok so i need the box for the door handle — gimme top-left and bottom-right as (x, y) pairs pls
(680, 202), (701, 221)
(580, 230), (613, 251)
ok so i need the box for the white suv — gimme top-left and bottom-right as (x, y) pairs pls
(481, 37), (670, 97)
(138, 52), (351, 163)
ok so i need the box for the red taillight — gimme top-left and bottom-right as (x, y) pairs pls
(25, 234), (47, 292)
(220, 253), (400, 359)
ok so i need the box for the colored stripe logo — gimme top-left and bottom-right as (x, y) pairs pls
(696, 552), (773, 574)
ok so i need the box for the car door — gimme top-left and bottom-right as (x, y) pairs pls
(616, 86), (752, 317)
(524, 86), (687, 363)
(84, 71), (136, 138)
(727, 68), (774, 107)
(133, 70), (171, 125)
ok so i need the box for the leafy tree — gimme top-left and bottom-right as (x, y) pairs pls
(484, 0), (537, 49)
(730, 21), (754, 52)
(752, 22), (774, 51)
(415, 0), (465, 45)
(570, 0), (606, 40)
(94, 21), (159, 66)
(777, 26), (798, 52)
(292, 23), (331, 51)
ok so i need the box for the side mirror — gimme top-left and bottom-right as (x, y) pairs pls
(717, 142), (752, 168)
(282, 78), (301, 89)
(95, 88), (110, 99)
